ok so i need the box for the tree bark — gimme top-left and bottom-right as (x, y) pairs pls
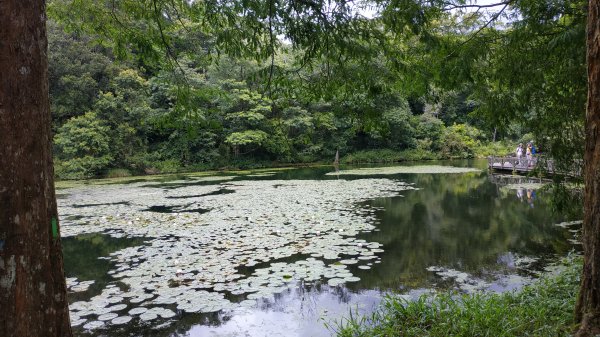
(576, 1), (600, 336)
(0, 1), (72, 336)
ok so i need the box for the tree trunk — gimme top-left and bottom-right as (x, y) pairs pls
(0, 1), (72, 336)
(576, 1), (600, 336)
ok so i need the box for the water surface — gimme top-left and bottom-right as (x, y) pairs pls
(61, 160), (580, 337)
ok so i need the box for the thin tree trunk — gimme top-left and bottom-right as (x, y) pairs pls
(0, 1), (72, 336)
(575, 1), (600, 335)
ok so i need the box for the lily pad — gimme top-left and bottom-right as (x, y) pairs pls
(97, 313), (118, 321)
(58, 177), (413, 328)
(326, 165), (480, 176)
(71, 318), (87, 327)
(128, 307), (148, 316)
(111, 316), (133, 325)
(139, 312), (158, 321)
(327, 278), (345, 287)
(83, 321), (105, 330)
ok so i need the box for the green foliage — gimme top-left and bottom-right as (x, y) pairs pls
(225, 130), (269, 146)
(106, 168), (132, 178)
(474, 141), (515, 158)
(152, 159), (182, 174)
(465, 0), (587, 174)
(342, 149), (438, 164)
(379, 104), (416, 150)
(335, 257), (581, 337)
(46, 0), (583, 178)
(439, 124), (484, 159)
(47, 20), (115, 129)
(55, 156), (113, 180)
(54, 112), (113, 179)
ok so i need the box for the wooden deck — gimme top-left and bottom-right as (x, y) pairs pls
(487, 156), (582, 177)
(487, 156), (542, 174)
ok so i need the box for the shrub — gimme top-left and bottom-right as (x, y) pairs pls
(153, 159), (181, 174)
(105, 168), (132, 178)
(53, 112), (113, 179)
(439, 124), (483, 158)
(54, 155), (112, 180)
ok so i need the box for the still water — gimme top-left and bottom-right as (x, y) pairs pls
(61, 160), (580, 337)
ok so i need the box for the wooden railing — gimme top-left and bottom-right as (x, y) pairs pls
(487, 156), (539, 173)
(487, 156), (582, 177)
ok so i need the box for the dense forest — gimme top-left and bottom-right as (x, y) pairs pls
(46, 0), (585, 179)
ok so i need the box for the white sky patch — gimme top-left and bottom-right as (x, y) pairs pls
(448, 0), (516, 31)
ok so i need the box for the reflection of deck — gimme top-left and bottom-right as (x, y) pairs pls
(488, 173), (546, 186)
(487, 156), (582, 177)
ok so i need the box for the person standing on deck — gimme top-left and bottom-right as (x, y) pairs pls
(526, 143), (533, 167)
(516, 143), (524, 166)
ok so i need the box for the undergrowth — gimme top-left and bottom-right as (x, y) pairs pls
(334, 257), (581, 337)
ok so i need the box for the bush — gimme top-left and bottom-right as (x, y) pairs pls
(152, 159), (182, 174)
(54, 155), (112, 180)
(334, 257), (581, 337)
(105, 168), (132, 178)
(53, 112), (113, 179)
(439, 124), (483, 158)
(474, 141), (514, 157)
(413, 114), (445, 149)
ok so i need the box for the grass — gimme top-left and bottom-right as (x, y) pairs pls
(334, 257), (581, 337)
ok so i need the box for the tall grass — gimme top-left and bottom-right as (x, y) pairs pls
(334, 258), (581, 337)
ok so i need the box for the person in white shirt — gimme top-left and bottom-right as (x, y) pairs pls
(516, 143), (524, 166)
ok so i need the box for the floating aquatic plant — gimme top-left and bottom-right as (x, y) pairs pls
(59, 177), (413, 330)
(426, 266), (491, 292)
(326, 165), (481, 176)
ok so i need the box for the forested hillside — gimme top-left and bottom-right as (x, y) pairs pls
(46, 21), (501, 179)
(46, 0), (584, 179)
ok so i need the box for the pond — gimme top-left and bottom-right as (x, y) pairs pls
(58, 160), (581, 337)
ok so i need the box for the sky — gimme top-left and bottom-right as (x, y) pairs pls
(356, 0), (511, 18)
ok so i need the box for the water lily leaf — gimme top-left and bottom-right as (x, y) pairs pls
(83, 321), (105, 330)
(111, 316), (133, 325)
(59, 177), (414, 328)
(97, 313), (119, 321)
(326, 166), (480, 176)
(71, 318), (87, 327)
(128, 307), (148, 316)
(327, 278), (345, 287)
(139, 312), (158, 321)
